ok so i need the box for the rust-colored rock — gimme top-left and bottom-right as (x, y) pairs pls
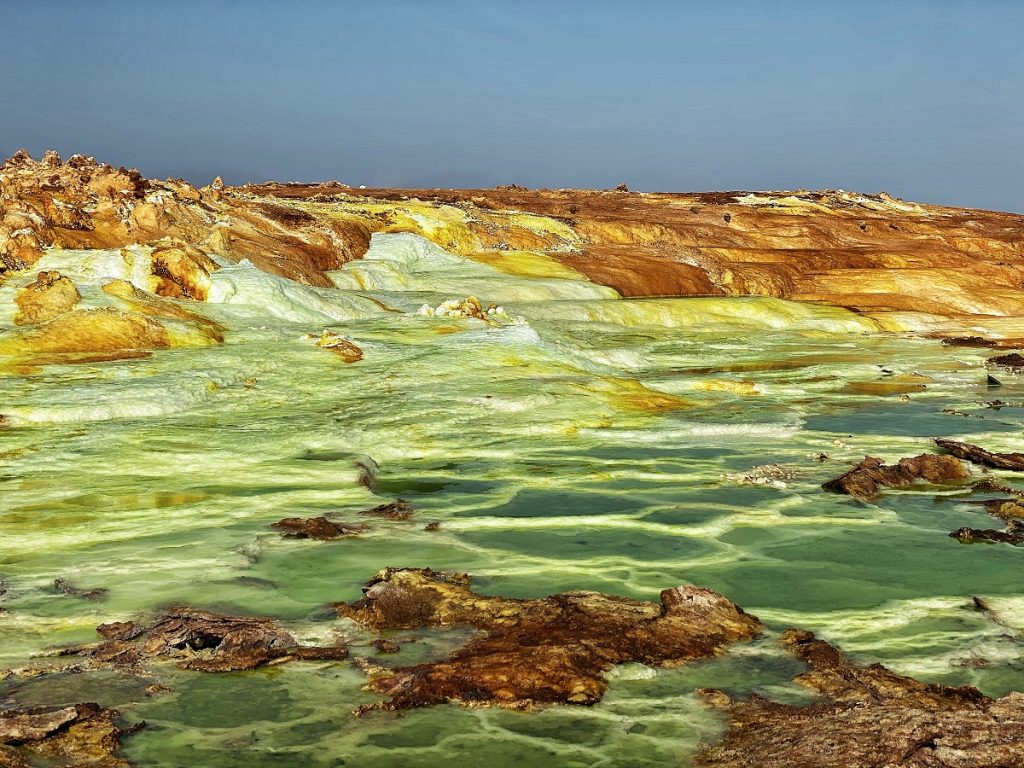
(695, 629), (1024, 768)
(270, 516), (363, 540)
(64, 608), (348, 672)
(312, 331), (363, 362)
(359, 500), (413, 520)
(12, 271), (80, 325)
(823, 454), (970, 500)
(0, 702), (131, 768)
(335, 568), (761, 712)
(258, 182), (1024, 323)
(934, 438), (1024, 471)
(0, 149), (371, 286)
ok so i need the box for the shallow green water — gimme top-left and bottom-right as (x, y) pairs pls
(2, 234), (1023, 766)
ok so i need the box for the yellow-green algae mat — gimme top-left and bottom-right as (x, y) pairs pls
(2, 233), (1024, 766)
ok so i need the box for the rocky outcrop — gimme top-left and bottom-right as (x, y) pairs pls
(257, 183), (1024, 328)
(823, 454), (970, 500)
(335, 568), (761, 712)
(695, 630), (1024, 767)
(63, 608), (348, 672)
(12, 270), (80, 325)
(0, 150), (371, 287)
(0, 702), (132, 768)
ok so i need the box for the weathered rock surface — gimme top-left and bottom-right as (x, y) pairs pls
(935, 438), (1024, 471)
(359, 500), (413, 520)
(0, 702), (130, 768)
(63, 608), (348, 672)
(270, 516), (363, 540)
(12, 271), (80, 325)
(257, 182), (1024, 328)
(695, 629), (1024, 768)
(823, 454), (970, 500)
(335, 568), (761, 712)
(0, 149), (369, 287)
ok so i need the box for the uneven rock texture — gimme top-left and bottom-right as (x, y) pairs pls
(335, 568), (761, 712)
(0, 702), (130, 768)
(0, 149), (369, 286)
(359, 500), (413, 520)
(12, 270), (80, 325)
(257, 182), (1024, 325)
(935, 438), (1024, 471)
(696, 629), (1024, 768)
(270, 516), (363, 540)
(823, 454), (970, 500)
(64, 608), (348, 672)
(989, 352), (1024, 371)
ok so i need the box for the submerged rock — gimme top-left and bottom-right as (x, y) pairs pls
(270, 516), (363, 540)
(63, 608), (348, 672)
(934, 438), (1024, 471)
(695, 629), (1024, 768)
(822, 454), (969, 500)
(0, 702), (132, 768)
(359, 500), (413, 520)
(335, 568), (761, 712)
(950, 526), (1024, 545)
(53, 578), (109, 602)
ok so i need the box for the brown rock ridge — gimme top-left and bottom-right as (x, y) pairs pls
(696, 629), (1024, 767)
(255, 182), (1024, 323)
(335, 567), (761, 712)
(0, 149), (370, 287)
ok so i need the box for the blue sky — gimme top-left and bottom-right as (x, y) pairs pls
(3, 1), (1021, 211)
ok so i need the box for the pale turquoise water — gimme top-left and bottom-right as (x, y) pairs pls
(2, 235), (1023, 766)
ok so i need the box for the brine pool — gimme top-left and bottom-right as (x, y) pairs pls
(1, 233), (1023, 766)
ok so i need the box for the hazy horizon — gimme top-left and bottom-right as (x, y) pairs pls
(4, 1), (1022, 213)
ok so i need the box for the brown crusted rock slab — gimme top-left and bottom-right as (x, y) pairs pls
(823, 454), (969, 500)
(270, 516), (363, 540)
(335, 568), (761, 712)
(695, 630), (1024, 768)
(934, 438), (1024, 471)
(65, 608), (347, 672)
(0, 702), (131, 768)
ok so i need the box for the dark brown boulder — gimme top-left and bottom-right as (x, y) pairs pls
(335, 568), (761, 712)
(696, 630), (1024, 767)
(934, 438), (1024, 471)
(823, 454), (969, 500)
